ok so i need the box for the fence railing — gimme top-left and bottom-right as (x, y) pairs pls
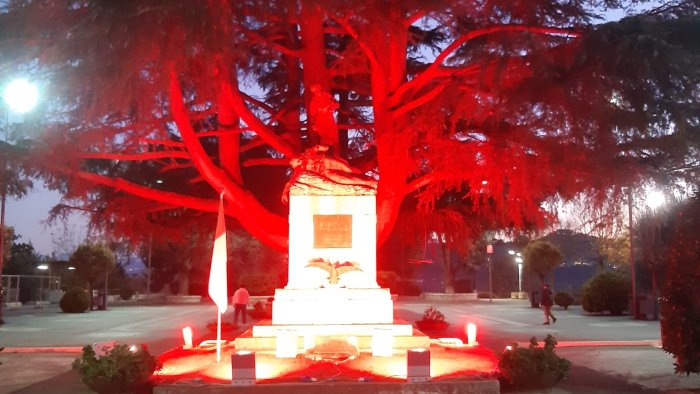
(2, 274), (62, 304)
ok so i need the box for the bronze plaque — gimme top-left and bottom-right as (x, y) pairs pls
(313, 214), (352, 248)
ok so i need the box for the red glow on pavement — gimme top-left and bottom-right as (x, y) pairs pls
(154, 344), (498, 384)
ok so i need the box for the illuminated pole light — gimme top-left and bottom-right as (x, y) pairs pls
(231, 351), (256, 385)
(182, 327), (193, 349)
(515, 257), (523, 294)
(2, 78), (39, 114)
(406, 348), (431, 383)
(466, 323), (478, 346)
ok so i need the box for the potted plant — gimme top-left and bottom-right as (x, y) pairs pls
(415, 306), (449, 331)
(498, 335), (571, 390)
(73, 342), (160, 394)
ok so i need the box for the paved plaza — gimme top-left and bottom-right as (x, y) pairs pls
(1, 298), (699, 393)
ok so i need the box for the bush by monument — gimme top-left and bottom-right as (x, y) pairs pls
(73, 343), (160, 394)
(59, 287), (89, 313)
(554, 292), (574, 310)
(416, 306), (449, 331)
(581, 271), (630, 315)
(499, 335), (571, 389)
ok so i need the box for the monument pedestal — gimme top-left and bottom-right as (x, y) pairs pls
(272, 287), (393, 325)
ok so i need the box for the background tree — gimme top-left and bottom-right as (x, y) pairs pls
(0, 1), (696, 258)
(523, 240), (563, 285)
(594, 234), (630, 270)
(69, 244), (116, 309)
(662, 192), (700, 375)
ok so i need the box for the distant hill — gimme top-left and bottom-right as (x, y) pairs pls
(541, 229), (600, 267)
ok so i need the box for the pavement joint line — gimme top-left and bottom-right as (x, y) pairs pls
(517, 340), (662, 348)
(2, 346), (83, 353)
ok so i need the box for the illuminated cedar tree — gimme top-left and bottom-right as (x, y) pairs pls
(1, 1), (698, 252)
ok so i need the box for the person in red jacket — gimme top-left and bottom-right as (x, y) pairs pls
(232, 285), (250, 325)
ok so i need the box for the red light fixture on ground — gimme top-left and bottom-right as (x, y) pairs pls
(406, 348), (431, 382)
(466, 323), (478, 346)
(231, 351), (256, 385)
(182, 327), (193, 349)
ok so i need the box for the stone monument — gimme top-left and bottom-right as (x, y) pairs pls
(235, 146), (427, 352)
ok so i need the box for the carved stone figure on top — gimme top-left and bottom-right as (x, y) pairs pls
(309, 84), (339, 136)
(283, 145), (377, 202)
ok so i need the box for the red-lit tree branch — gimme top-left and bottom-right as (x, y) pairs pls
(220, 78), (298, 158)
(242, 158), (290, 168)
(75, 171), (219, 213)
(80, 151), (190, 161)
(391, 25), (580, 106)
(168, 65), (289, 250)
(139, 138), (185, 148)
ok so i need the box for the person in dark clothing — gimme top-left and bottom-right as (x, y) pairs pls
(541, 283), (557, 325)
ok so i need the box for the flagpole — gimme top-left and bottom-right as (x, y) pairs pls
(216, 310), (222, 362)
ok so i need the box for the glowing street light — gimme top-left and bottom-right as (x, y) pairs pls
(2, 79), (39, 114)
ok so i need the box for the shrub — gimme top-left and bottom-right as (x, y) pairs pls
(377, 270), (399, 291)
(119, 284), (135, 301)
(554, 292), (574, 310)
(581, 271), (630, 315)
(59, 287), (89, 313)
(499, 335), (571, 389)
(421, 306), (445, 322)
(73, 343), (160, 394)
(398, 281), (422, 296)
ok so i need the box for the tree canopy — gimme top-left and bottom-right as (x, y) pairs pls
(1, 0), (698, 252)
(524, 240), (563, 283)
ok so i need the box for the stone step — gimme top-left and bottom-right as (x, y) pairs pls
(252, 320), (414, 337)
(234, 325), (430, 351)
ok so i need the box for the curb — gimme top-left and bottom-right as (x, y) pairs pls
(517, 340), (662, 348)
(1, 347), (83, 353)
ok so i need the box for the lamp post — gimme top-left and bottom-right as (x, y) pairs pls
(508, 250), (523, 296)
(0, 78), (39, 324)
(646, 189), (665, 321)
(486, 244), (493, 303)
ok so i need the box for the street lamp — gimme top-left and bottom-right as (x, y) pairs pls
(0, 77), (39, 324)
(509, 250), (523, 295)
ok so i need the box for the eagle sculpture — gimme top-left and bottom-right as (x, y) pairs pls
(306, 257), (363, 285)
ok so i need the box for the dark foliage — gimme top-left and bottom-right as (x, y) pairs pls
(661, 194), (700, 375)
(73, 343), (160, 394)
(581, 271), (630, 315)
(59, 287), (89, 313)
(554, 292), (575, 309)
(499, 335), (571, 389)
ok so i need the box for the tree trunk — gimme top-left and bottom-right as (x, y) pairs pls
(177, 271), (190, 295)
(651, 268), (658, 320)
(439, 236), (454, 294)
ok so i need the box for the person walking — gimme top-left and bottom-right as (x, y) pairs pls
(232, 285), (250, 325)
(541, 283), (557, 325)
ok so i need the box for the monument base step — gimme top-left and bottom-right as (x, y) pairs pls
(234, 321), (430, 351)
(252, 319), (414, 337)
